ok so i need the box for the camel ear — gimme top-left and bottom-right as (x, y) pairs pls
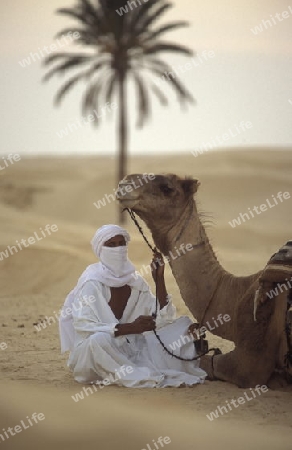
(180, 178), (200, 196)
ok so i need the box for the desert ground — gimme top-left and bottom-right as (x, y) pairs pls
(0, 149), (292, 449)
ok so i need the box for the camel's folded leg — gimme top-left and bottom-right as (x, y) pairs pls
(200, 348), (276, 388)
(200, 246), (292, 387)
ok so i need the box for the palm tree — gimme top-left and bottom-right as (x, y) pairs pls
(43, 0), (194, 223)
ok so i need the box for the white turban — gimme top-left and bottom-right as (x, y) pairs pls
(91, 224), (130, 257)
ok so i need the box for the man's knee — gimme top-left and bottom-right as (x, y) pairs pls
(174, 315), (193, 329)
(89, 332), (113, 350)
(178, 315), (193, 325)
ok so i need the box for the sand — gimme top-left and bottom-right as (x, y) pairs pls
(0, 149), (291, 449)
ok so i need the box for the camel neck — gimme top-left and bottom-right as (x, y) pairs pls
(153, 200), (260, 340)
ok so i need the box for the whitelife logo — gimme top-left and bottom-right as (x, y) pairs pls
(0, 342), (8, 351)
(34, 294), (96, 332)
(228, 191), (290, 228)
(191, 121), (253, 157)
(154, 50), (215, 87)
(265, 276), (292, 300)
(251, 6), (292, 35)
(71, 365), (134, 402)
(206, 385), (268, 421)
(0, 413), (45, 443)
(115, 0), (149, 16)
(141, 436), (171, 450)
(133, 242), (197, 280)
(18, 32), (80, 68)
(169, 313), (231, 352)
(0, 153), (21, 171)
(0, 224), (58, 261)
(93, 173), (155, 210)
(56, 102), (117, 138)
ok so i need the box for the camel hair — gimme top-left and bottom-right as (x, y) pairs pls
(117, 173), (292, 388)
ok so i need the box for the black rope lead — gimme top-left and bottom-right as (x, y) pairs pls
(152, 252), (221, 362)
(126, 207), (222, 362)
(125, 208), (157, 253)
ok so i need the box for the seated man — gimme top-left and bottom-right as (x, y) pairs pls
(59, 224), (206, 388)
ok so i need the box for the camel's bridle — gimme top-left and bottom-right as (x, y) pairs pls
(125, 207), (221, 362)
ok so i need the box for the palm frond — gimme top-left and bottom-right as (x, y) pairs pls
(43, 52), (87, 67)
(57, 7), (90, 26)
(82, 80), (101, 116)
(143, 21), (189, 42)
(43, 55), (93, 82)
(57, 4), (106, 33)
(128, 0), (158, 32)
(134, 2), (172, 37)
(132, 72), (150, 127)
(105, 73), (117, 104)
(79, 0), (108, 31)
(136, 57), (171, 72)
(150, 83), (168, 106)
(85, 59), (110, 80)
(54, 27), (98, 45)
(166, 75), (194, 103)
(81, 71), (111, 118)
(80, 0), (98, 18)
(54, 27), (84, 39)
(144, 42), (194, 57)
(54, 73), (84, 105)
(147, 65), (194, 104)
(90, 82), (104, 128)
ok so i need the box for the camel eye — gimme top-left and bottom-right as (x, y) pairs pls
(160, 184), (174, 195)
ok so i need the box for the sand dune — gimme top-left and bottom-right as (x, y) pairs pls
(0, 150), (292, 449)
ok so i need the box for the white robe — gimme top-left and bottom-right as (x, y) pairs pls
(67, 280), (207, 388)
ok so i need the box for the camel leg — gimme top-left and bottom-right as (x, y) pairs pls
(200, 348), (275, 388)
(201, 282), (289, 387)
(199, 296), (285, 387)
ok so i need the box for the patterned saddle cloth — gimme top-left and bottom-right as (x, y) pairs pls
(260, 241), (292, 284)
(253, 241), (292, 317)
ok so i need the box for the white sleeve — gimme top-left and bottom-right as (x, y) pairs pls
(142, 288), (176, 328)
(155, 294), (177, 328)
(71, 281), (118, 337)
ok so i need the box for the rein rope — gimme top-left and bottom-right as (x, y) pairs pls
(126, 208), (157, 253)
(125, 207), (221, 362)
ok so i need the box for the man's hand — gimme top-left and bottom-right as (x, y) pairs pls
(114, 316), (156, 337)
(188, 323), (206, 340)
(131, 315), (156, 333)
(151, 252), (165, 282)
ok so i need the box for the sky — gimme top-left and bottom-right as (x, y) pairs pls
(1, 0), (292, 155)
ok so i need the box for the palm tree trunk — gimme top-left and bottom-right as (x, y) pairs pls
(118, 72), (127, 224)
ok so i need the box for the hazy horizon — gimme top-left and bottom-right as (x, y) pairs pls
(2, 145), (291, 158)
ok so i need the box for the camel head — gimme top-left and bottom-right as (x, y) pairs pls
(117, 174), (200, 248)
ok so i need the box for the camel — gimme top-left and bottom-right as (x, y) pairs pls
(117, 173), (292, 388)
